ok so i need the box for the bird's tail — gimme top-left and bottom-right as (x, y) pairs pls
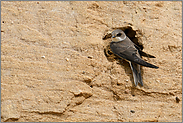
(129, 62), (143, 86)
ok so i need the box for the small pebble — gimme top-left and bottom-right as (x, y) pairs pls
(124, 89), (130, 94)
(176, 97), (180, 103)
(130, 110), (135, 113)
(126, 79), (129, 82)
(84, 76), (92, 83)
(41, 56), (45, 58)
(66, 58), (69, 61)
(88, 56), (93, 59)
(63, 42), (69, 45)
(169, 92), (175, 96)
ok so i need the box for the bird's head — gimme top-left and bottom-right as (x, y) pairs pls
(111, 29), (126, 42)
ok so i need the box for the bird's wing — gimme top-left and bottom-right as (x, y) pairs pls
(134, 44), (156, 58)
(110, 41), (159, 68)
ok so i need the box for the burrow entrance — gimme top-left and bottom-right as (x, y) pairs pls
(103, 26), (144, 62)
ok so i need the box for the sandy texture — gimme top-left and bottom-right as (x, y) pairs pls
(1, 1), (182, 122)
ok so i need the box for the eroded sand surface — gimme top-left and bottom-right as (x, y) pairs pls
(1, 1), (182, 122)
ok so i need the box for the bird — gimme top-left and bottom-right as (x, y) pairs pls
(110, 29), (158, 86)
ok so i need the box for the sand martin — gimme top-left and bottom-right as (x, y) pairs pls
(110, 29), (158, 86)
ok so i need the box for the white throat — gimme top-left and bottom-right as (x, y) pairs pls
(112, 35), (126, 42)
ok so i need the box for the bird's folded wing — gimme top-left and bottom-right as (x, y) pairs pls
(134, 44), (156, 58)
(110, 42), (158, 68)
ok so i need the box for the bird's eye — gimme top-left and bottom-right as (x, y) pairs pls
(116, 33), (122, 37)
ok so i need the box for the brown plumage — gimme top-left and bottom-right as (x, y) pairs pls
(110, 29), (158, 86)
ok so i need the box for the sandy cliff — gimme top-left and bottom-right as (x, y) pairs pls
(1, 1), (182, 122)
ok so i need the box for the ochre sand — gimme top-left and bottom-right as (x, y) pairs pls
(1, 1), (182, 122)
